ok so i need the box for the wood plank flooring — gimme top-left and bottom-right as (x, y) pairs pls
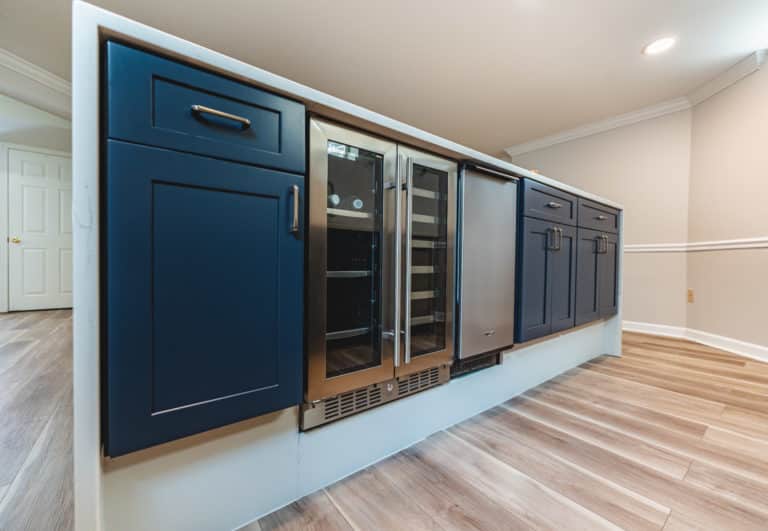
(0, 309), (73, 531)
(251, 332), (768, 531)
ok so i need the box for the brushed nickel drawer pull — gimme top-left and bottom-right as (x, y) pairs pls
(191, 105), (251, 129)
(290, 185), (300, 236)
(546, 201), (562, 209)
(595, 214), (607, 220)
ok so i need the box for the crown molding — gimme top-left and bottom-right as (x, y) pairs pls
(688, 50), (765, 106)
(0, 48), (71, 119)
(624, 236), (768, 253)
(0, 48), (70, 96)
(504, 97), (691, 158)
(506, 50), (767, 158)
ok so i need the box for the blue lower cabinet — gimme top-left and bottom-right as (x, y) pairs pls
(575, 228), (619, 326)
(104, 140), (303, 456)
(515, 216), (576, 342)
(598, 232), (619, 318)
(575, 229), (600, 326)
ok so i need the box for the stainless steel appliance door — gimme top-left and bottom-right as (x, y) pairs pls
(458, 168), (517, 359)
(306, 119), (398, 401)
(395, 146), (457, 377)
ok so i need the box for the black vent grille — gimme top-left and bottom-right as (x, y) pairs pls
(323, 385), (384, 422)
(397, 366), (440, 396)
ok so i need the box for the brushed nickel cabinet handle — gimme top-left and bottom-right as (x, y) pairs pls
(595, 215), (607, 221)
(546, 201), (562, 209)
(290, 185), (300, 236)
(191, 104), (251, 129)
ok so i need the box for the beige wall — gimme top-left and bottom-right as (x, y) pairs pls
(687, 250), (768, 345)
(513, 110), (692, 327)
(688, 66), (768, 241)
(510, 63), (768, 348)
(686, 65), (768, 346)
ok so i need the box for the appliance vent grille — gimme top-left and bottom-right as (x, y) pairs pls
(398, 366), (440, 396)
(323, 385), (384, 422)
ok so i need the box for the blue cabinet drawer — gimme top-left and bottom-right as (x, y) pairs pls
(104, 140), (304, 456)
(105, 41), (305, 174)
(521, 179), (578, 226)
(578, 198), (619, 233)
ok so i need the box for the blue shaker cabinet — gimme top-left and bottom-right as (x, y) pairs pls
(515, 216), (577, 343)
(574, 199), (620, 327)
(105, 141), (304, 456)
(103, 42), (305, 456)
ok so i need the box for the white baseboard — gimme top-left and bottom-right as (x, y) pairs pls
(685, 328), (768, 363)
(623, 320), (768, 363)
(622, 320), (687, 339)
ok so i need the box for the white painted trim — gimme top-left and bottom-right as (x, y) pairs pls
(688, 51), (765, 106)
(504, 97), (691, 157)
(624, 237), (768, 253)
(622, 320), (687, 339)
(624, 242), (688, 253)
(686, 328), (768, 363)
(505, 50), (767, 158)
(0, 145), (8, 313)
(685, 237), (768, 252)
(623, 321), (768, 363)
(0, 48), (71, 95)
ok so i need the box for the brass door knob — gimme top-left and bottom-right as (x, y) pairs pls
(9, 237), (21, 244)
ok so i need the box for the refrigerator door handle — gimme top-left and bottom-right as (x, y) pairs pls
(404, 157), (414, 364)
(391, 155), (404, 367)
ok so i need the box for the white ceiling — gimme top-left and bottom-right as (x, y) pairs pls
(2, 0), (768, 155)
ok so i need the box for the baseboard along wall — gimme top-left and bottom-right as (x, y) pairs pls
(623, 320), (768, 363)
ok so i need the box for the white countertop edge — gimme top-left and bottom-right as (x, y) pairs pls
(73, 0), (622, 211)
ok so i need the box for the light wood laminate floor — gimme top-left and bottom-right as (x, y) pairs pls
(0, 310), (73, 531)
(251, 332), (768, 531)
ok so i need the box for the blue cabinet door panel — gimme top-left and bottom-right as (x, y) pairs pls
(515, 217), (551, 342)
(106, 41), (305, 173)
(575, 228), (600, 326)
(105, 140), (303, 456)
(550, 224), (577, 333)
(599, 232), (619, 318)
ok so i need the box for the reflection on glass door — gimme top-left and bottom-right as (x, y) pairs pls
(325, 141), (383, 378)
(406, 161), (449, 358)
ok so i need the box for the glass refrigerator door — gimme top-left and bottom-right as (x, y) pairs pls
(306, 120), (397, 401)
(325, 141), (382, 378)
(398, 148), (456, 375)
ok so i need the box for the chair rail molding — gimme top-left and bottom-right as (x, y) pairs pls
(624, 236), (768, 253)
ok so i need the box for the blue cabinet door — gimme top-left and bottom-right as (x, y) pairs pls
(105, 140), (303, 456)
(516, 217), (552, 342)
(516, 217), (577, 342)
(599, 232), (619, 318)
(575, 228), (600, 326)
(550, 224), (577, 333)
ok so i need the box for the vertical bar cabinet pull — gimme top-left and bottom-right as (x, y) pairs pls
(392, 155), (403, 367)
(290, 184), (300, 236)
(404, 157), (414, 364)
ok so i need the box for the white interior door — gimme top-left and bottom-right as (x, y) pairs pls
(7, 149), (72, 311)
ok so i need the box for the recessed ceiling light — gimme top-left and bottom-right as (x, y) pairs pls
(643, 36), (677, 56)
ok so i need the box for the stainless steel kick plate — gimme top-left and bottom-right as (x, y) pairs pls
(300, 364), (450, 430)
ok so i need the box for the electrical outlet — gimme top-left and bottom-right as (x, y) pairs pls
(687, 289), (694, 303)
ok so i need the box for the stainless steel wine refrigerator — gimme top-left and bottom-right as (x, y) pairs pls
(302, 118), (457, 429)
